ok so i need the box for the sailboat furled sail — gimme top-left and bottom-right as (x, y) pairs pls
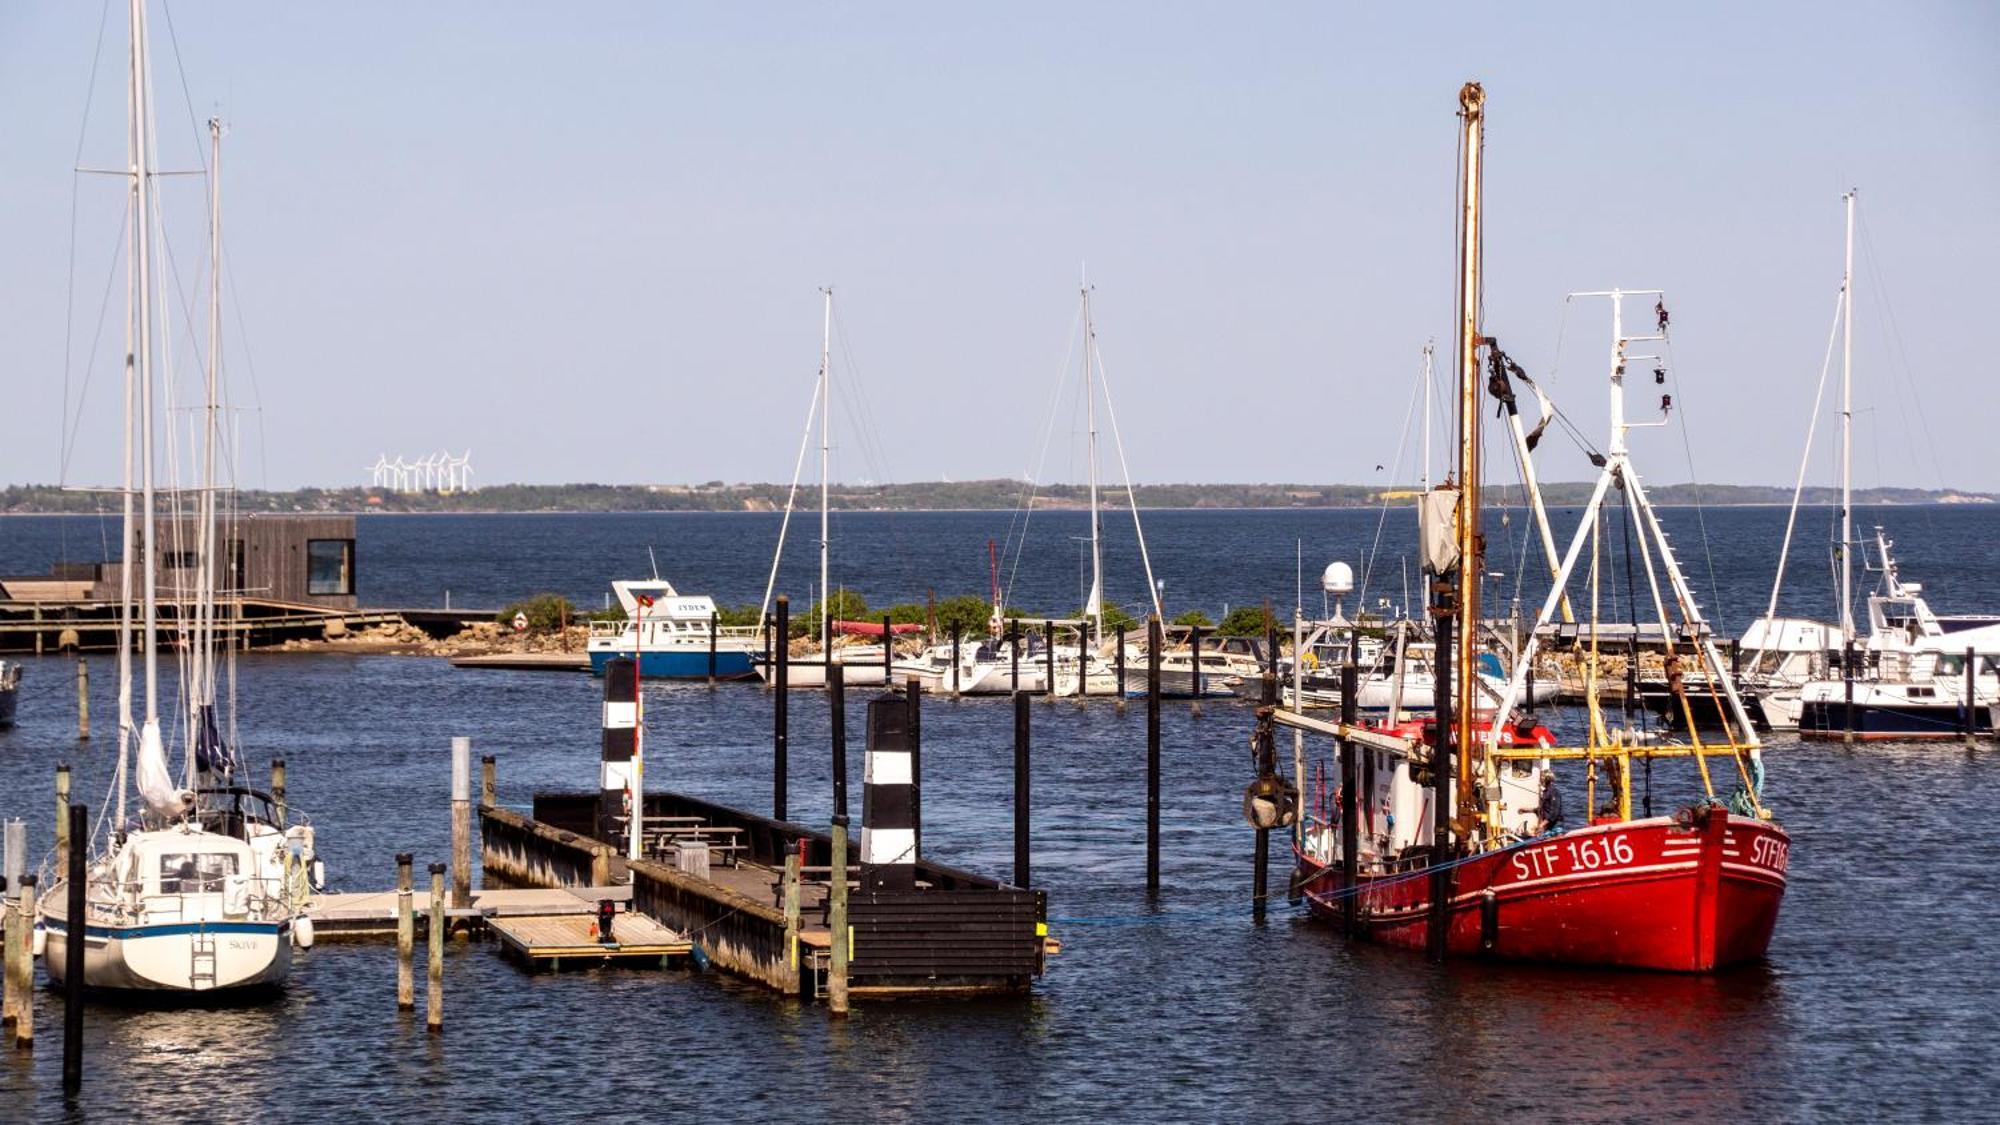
(135, 716), (189, 819)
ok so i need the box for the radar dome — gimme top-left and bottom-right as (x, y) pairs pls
(1320, 561), (1355, 596)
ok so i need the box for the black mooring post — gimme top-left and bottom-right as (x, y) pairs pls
(62, 802), (86, 1097)
(1115, 627), (1128, 711)
(1966, 646), (1977, 742)
(1253, 670), (1276, 923)
(1843, 639), (1856, 745)
(1339, 659), (1360, 938)
(1428, 617), (1454, 962)
(775, 595), (790, 821)
(708, 610), (719, 686)
(1013, 690), (1031, 888)
(1009, 622), (1021, 693)
(1044, 620), (1056, 701)
(763, 614), (773, 691)
(1190, 625), (1204, 717)
(1729, 639), (1742, 678)
(906, 677), (923, 854)
(830, 661), (848, 821)
(1078, 622), (1089, 699)
(1146, 615), (1162, 897)
(951, 628), (962, 696)
(882, 615), (893, 685)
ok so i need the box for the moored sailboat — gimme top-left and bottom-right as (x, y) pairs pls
(41, 14), (301, 994)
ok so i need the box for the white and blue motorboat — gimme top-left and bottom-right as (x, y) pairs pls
(587, 579), (764, 679)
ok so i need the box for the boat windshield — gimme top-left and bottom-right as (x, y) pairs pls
(159, 851), (238, 894)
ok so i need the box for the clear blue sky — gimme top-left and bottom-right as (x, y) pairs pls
(3, 2), (1995, 492)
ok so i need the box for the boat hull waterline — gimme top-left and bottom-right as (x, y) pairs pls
(1296, 810), (1787, 972)
(41, 910), (293, 993)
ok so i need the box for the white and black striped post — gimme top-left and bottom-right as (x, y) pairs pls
(600, 656), (643, 858)
(860, 695), (919, 892)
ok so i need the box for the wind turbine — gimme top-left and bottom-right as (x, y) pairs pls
(366, 454), (388, 488)
(458, 450), (475, 493)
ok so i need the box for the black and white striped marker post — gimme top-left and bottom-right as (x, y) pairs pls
(600, 656), (643, 858)
(860, 695), (919, 892)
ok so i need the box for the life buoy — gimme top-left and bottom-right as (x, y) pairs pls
(1302, 651), (1320, 670)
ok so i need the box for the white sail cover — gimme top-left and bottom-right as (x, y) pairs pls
(1084, 577), (1102, 619)
(136, 717), (188, 819)
(1418, 486), (1462, 575)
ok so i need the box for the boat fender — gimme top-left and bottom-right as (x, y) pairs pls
(1242, 774), (1298, 830)
(31, 922), (47, 958)
(690, 943), (711, 972)
(293, 915), (315, 950)
(1479, 889), (1500, 951)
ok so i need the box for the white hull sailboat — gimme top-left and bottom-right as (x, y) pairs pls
(43, 5), (301, 996)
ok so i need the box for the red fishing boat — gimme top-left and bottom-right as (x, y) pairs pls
(1266, 82), (1786, 973)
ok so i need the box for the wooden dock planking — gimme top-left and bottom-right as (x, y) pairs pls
(489, 912), (690, 970)
(307, 885), (632, 938)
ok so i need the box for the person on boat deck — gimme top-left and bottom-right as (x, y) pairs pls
(1536, 771), (1564, 834)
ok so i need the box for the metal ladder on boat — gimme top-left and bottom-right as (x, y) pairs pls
(190, 929), (218, 991)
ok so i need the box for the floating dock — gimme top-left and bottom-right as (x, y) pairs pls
(489, 912), (689, 970)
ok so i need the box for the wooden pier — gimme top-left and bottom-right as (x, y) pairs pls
(307, 884), (633, 938)
(489, 913), (689, 970)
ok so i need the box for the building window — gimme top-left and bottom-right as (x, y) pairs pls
(306, 539), (355, 596)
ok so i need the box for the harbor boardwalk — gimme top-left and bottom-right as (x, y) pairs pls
(493, 789), (1050, 1000)
(307, 885), (632, 938)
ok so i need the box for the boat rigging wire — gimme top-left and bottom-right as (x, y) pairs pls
(1355, 351), (1424, 612)
(999, 300), (1082, 616)
(1753, 287), (1845, 652)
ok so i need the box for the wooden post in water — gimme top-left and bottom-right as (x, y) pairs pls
(708, 610), (719, 687)
(882, 615), (893, 685)
(271, 758), (287, 826)
(9, 876), (33, 1048)
(774, 596), (790, 821)
(1, 876), (14, 1036)
(395, 853), (414, 1011)
(782, 846), (801, 995)
(1146, 615), (1162, 896)
(1339, 661), (1360, 938)
(1044, 620), (1056, 702)
(951, 628), (962, 697)
(62, 804), (84, 1096)
(1428, 620), (1454, 962)
(54, 766), (70, 876)
(426, 862), (445, 1033)
(829, 815), (850, 1016)
(830, 662), (849, 821)
(480, 755), (496, 810)
(451, 737), (472, 910)
(1013, 691), (1031, 888)
(75, 659), (89, 741)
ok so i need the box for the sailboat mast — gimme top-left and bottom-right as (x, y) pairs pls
(1421, 340), (1434, 491)
(1452, 81), (1486, 823)
(1839, 189), (1855, 640)
(1083, 283), (1104, 642)
(132, 0), (160, 730)
(819, 287), (832, 655)
(194, 116), (224, 762)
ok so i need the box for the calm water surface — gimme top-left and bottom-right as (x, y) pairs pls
(2, 508), (1996, 1120)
